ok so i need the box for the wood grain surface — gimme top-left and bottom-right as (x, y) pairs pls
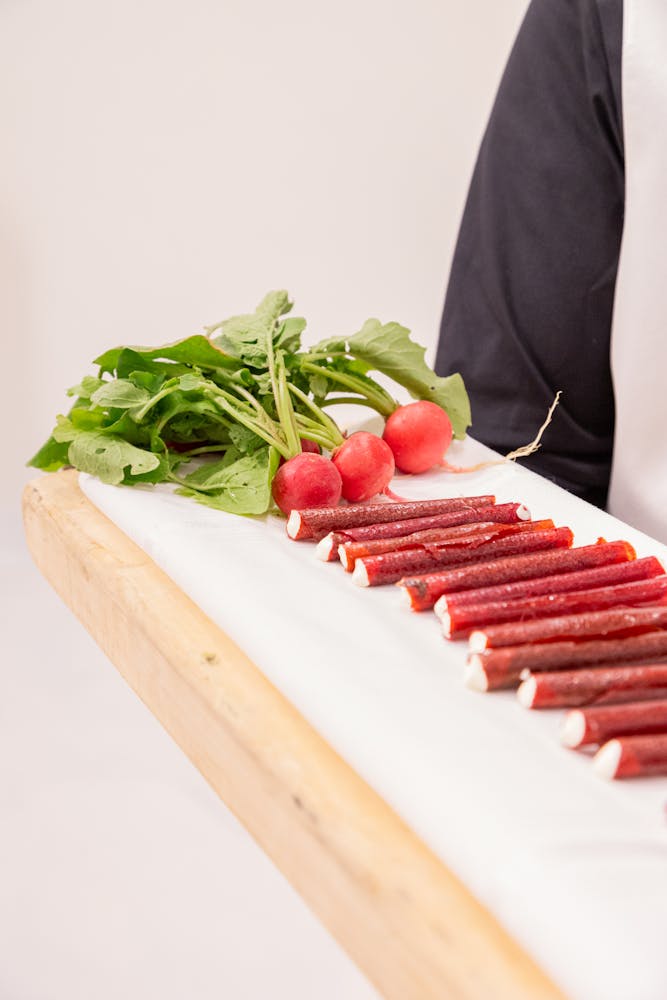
(22, 471), (568, 1000)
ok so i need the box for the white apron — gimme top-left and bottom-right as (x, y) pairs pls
(608, 0), (667, 543)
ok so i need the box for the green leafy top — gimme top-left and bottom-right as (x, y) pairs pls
(28, 290), (472, 515)
(206, 291), (305, 368)
(311, 319), (471, 439)
(95, 335), (240, 375)
(175, 447), (280, 515)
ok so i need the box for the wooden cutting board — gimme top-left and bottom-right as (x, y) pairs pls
(22, 470), (566, 1000)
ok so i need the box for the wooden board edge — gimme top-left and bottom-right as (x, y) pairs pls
(22, 471), (568, 1000)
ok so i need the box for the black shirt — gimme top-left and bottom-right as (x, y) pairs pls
(435, 0), (624, 507)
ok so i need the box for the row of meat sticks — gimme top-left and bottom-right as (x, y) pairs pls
(286, 493), (667, 780)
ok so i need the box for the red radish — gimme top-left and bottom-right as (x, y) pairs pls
(272, 453), (342, 515)
(278, 438), (320, 466)
(383, 401), (453, 473)
(332, 432), (395, 502)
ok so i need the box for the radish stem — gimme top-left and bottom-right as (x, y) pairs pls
(266, 327), (301, 457)
(301, 361), (397, 418)
(287, 383), (345, 448)
(319, 396), (381, 409)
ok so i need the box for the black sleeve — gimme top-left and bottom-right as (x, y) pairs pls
(435, 0), (624, 507)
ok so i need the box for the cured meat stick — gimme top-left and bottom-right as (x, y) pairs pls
(442, 575), (667, 639)
(286, 494), (496, 540)
(560, 700), (667, 748)
(399, 540), (635, 611)
(315, 518), (498, 569)
(436, 555), (663, 616)
(315, 502), (529, 561)
(353, 527), (573, 588)
(517, 664), (667, 709)
(465, 630), (667, 692)
(339, 519), (554, 572)
(468, 605), (667, 653)
(593, 734), (667, 779)
(321, 520), (500, 562)
(315, 514), (495, 562)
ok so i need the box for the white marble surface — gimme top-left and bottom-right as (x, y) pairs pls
(80, 437), (667, 1000)
(1, 506), (379, 1000)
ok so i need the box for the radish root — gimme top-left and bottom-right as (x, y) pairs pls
(440, 391), (562, 474)
(382, 485), (417, 502)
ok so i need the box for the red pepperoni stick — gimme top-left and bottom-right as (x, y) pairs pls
(560, 700), (667, 748)
(286, 494), (496, 540)
(465, 630), (667, 692)
(399, 540), (632, 611)
(436, 555), (662, 616)
(339, 518), (554, 572)
(468, 605), (667, 653)
(330, 522), (497, 564)
(442, 575), (667, 640)
(517, 663), (667, 708)
(319, 521), (500, 563)
(315, 502), (528, 561)
(315, 514), (494, 562)
(593, 734), (667, 779)
(352, 527), (573, 588)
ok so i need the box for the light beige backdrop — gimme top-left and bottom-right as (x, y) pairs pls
(1, 0), (528, 513)
(1, 4), (530, 999)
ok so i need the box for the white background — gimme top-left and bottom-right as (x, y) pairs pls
(1, 0), (529, 510)
(1, 2), (528, 997)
